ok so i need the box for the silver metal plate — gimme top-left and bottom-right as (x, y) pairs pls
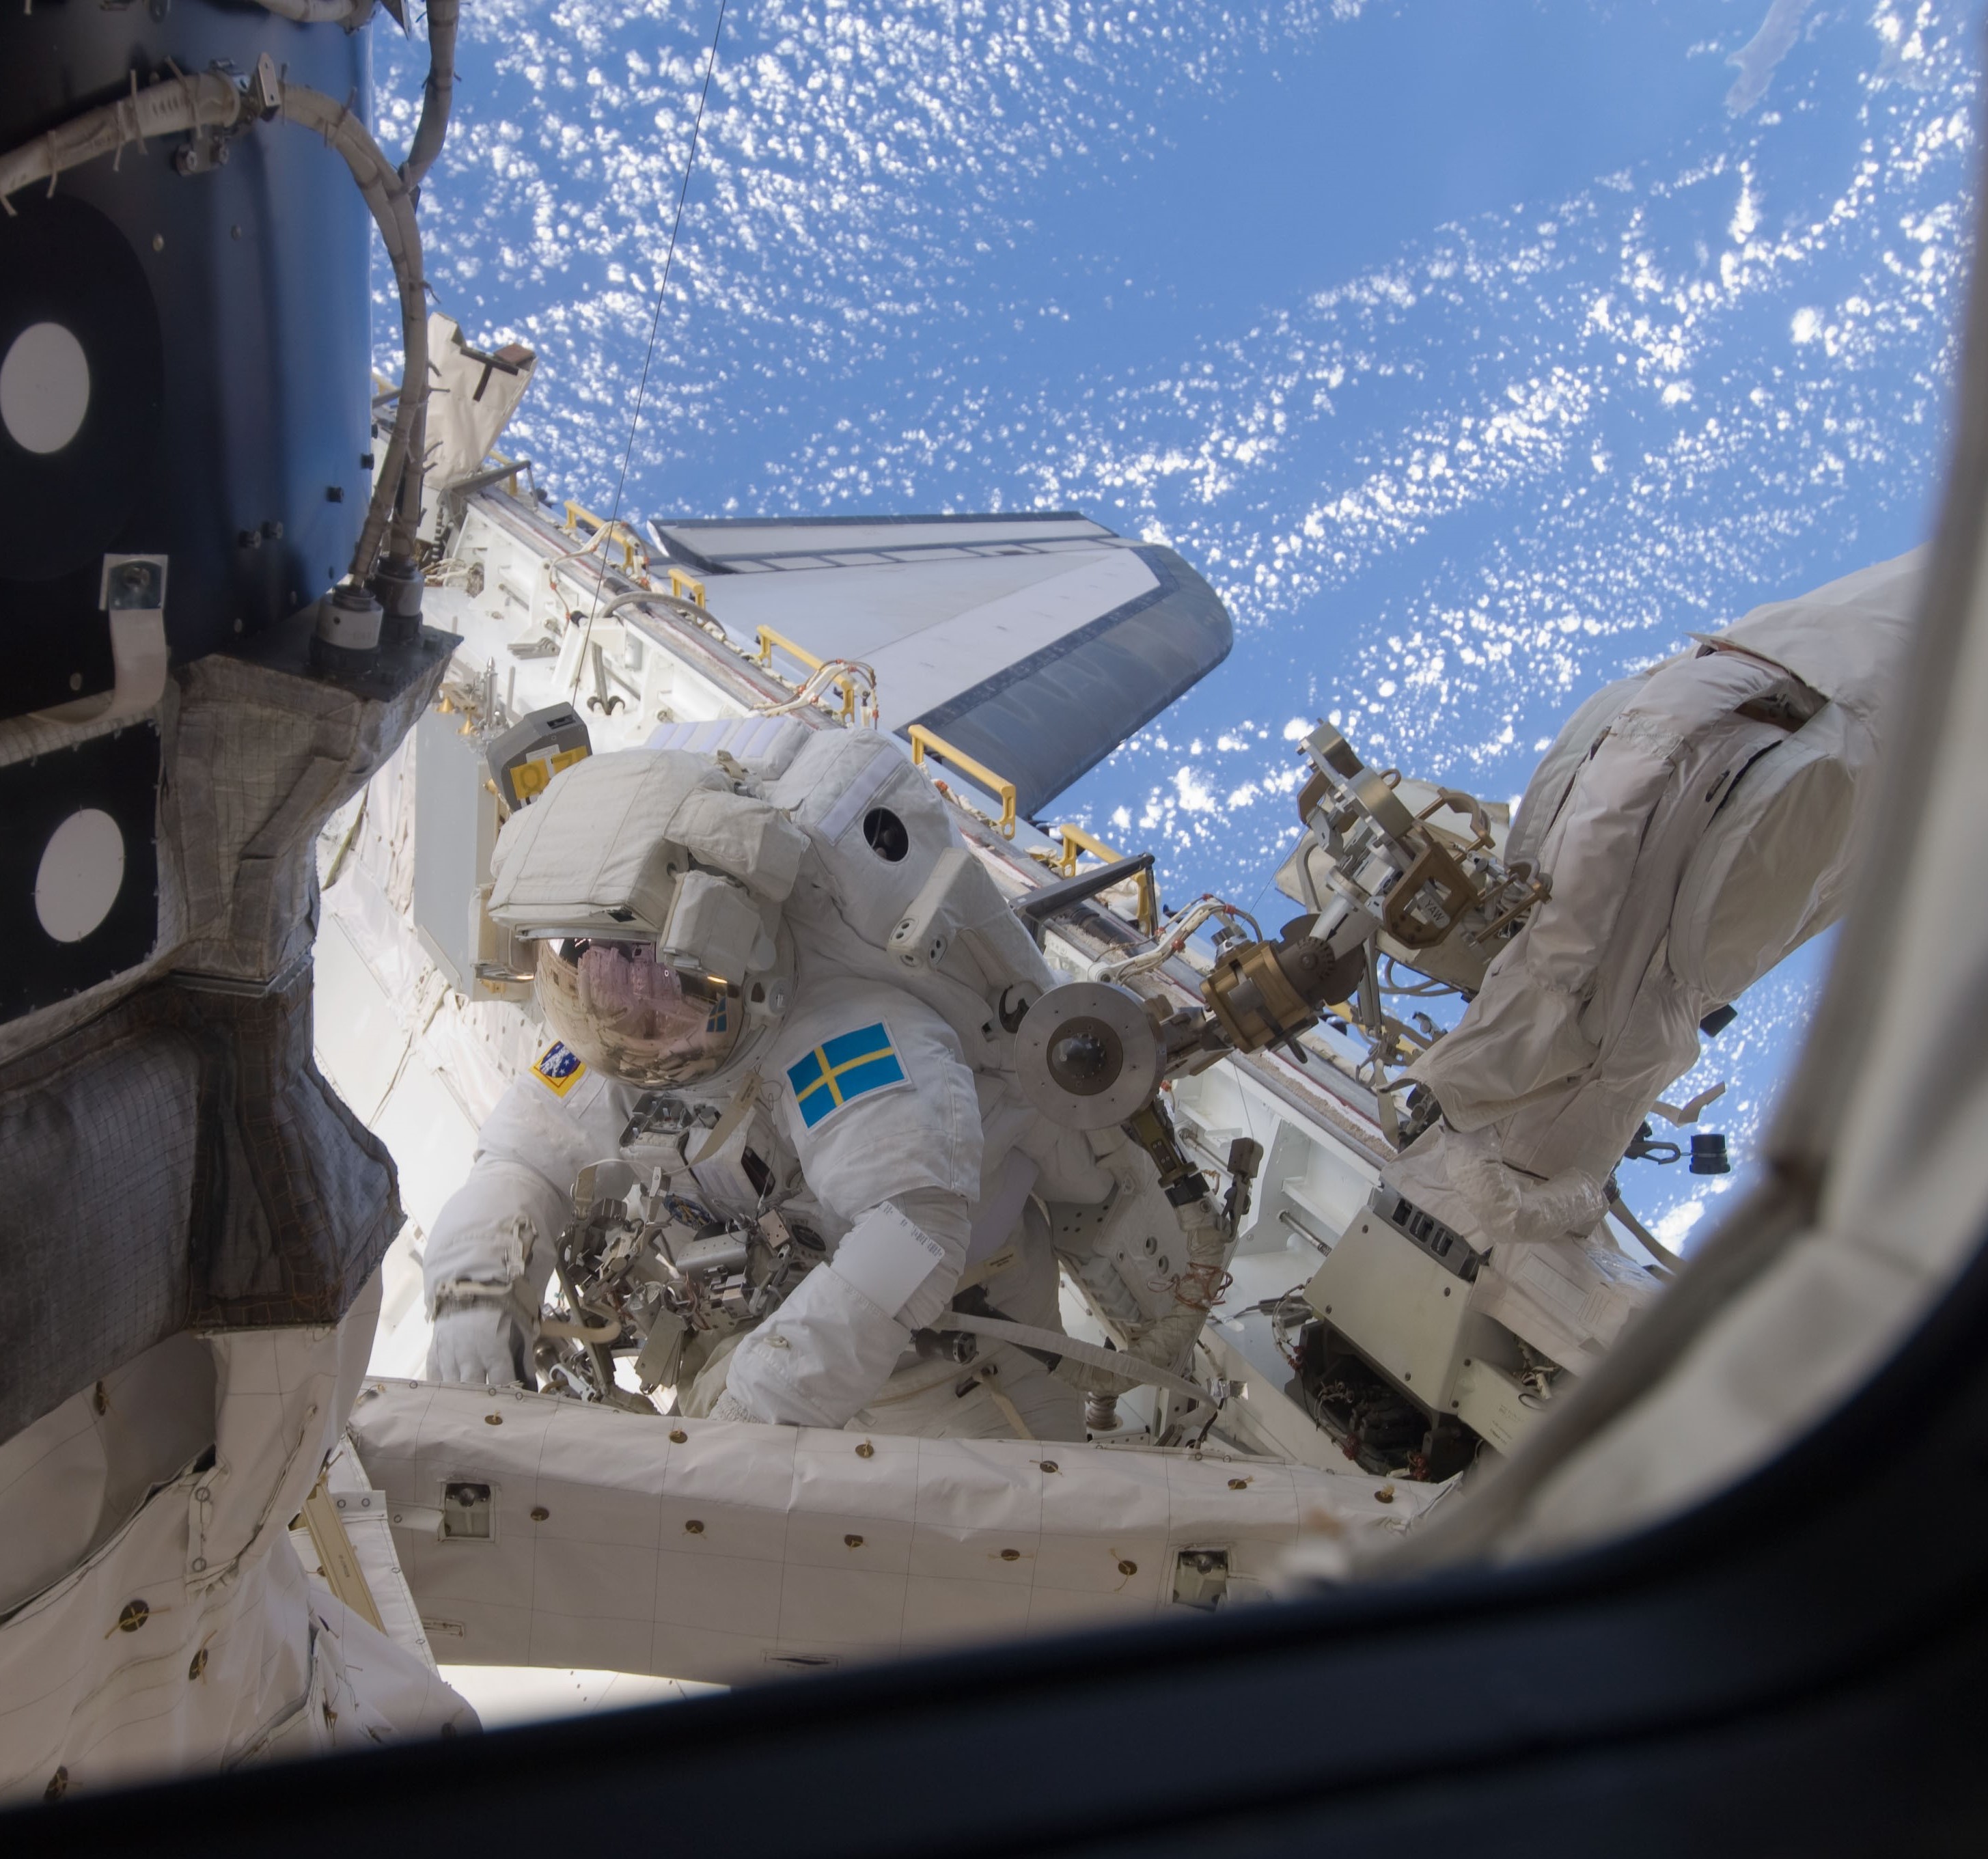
(1014, 980), (1160, 1129)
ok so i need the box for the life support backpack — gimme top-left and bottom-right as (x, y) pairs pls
(759, 726), (1058, 1066)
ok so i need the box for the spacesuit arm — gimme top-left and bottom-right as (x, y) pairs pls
(424, 1160), (567, 1312)
(721, 1186), (973, 1427)
(422, 1061), (621, 1384)
(424, 1153), (568, 1388)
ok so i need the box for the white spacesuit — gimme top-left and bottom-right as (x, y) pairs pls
(1385, 550), (1920, 1361)
(423, 724), (1124, 1440)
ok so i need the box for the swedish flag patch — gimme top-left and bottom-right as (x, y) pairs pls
(786, 1023), (908, 1130)
(531, 1040), (587, 1097)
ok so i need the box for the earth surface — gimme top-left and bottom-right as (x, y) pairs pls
(372, 0), (1982, 1248)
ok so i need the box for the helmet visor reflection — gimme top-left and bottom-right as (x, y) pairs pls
(536, 938), (743, 1086)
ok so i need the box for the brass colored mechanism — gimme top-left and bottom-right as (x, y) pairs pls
(1200, 918), (1361, 1059)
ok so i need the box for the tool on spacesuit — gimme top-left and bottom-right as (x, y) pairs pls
(536, 1156), (825, 1405)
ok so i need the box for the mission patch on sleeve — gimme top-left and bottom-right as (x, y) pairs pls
(531, 1040), (587, 1097)
(786, 1022), (908, 1130)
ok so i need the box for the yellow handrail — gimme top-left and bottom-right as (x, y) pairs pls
(562, 499), (649, 573)
(667, 566), (707, 609)
(756, 626), (864, 722)
(755, 624), (824, 675)
(1053, 823), (1159, 937)
(486, 449), (524, 497)
(908, 725), (1018, 839)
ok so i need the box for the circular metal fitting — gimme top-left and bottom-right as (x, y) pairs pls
(1014, 980), (1160, 1129)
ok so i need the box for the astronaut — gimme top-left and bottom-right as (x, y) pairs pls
(1383, 549), (1920, 1355)
(422, 722), (1128, 1440)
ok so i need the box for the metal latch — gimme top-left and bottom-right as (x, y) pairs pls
(439, 1481), (495, 1541)
(1171, 1546), (1230, 1612)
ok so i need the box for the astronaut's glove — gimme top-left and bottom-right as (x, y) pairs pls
(427, 1299), (534, 1388)
(708, 1390), (760, 1424)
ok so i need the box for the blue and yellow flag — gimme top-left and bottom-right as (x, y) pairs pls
(786, 1023), (907, 1130)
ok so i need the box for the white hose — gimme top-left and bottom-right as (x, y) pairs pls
(277, 83), (427, 583)
(398, 0), (458, 191)
(0, 70), (248, 207)
(933, 1312), (1219, 1409)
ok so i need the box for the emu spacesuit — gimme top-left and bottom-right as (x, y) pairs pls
(1386, 550), (1920, 1364)
(423, 724), (1122, 1440)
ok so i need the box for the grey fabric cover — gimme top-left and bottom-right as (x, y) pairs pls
(0, 629), (447, 1440)
(0, 954), (402, 1444)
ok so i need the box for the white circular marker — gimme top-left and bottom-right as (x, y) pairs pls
(1, 322), (92, 455)
(35, 808), (125, 944)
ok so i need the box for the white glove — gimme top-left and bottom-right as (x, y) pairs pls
(427, 1302), (532, 1388)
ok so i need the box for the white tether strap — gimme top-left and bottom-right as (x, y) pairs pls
(934, 1312), (1219, 1409)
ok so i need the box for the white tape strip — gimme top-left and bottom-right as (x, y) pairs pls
(816, 747), (905, 844)
(830, 1201), (947, 1317)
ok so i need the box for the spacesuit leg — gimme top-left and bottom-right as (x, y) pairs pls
(955, 1200), (1084, 1440)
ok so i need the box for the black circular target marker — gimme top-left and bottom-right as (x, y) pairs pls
(0, 720), (160, 1022)
(0, 195), (165, 582)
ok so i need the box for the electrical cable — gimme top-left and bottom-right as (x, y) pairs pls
(570, 0), (728, 696)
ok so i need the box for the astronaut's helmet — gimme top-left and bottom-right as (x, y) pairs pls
(535, 937), (745, 1087)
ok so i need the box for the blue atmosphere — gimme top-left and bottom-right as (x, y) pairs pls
(371, 0), (1982, 1245)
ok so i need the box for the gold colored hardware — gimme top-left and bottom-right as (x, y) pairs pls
(299, 1474), (386, 1636)
(1379, 837), (1478, 952)
(486, 449), (523, 497)
(1202, 937), (1317, 1053)
(908, 725), (1018, 839)
(667, 566), (707, 609)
